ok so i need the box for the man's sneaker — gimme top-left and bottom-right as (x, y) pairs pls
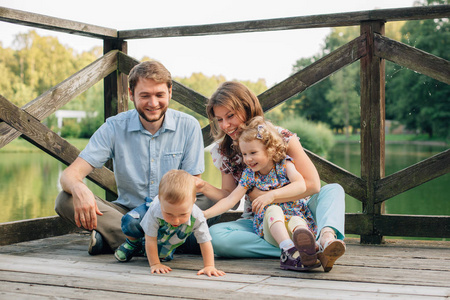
(114, 238), (143, 262)
(88, 230), (104, 255)
(280, 247), (321, 272)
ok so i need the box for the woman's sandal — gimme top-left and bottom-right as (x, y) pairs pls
(292, 226), (319, 267)
(317, 229), (346, 272)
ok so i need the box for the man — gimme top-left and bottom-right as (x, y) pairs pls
(55, 60), (208, 255)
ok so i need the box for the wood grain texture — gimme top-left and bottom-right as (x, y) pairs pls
(0, 6), (117, 38)
(374, 33), (450, 84)
(0, 50), (118, 149)
(119, 6), (450, 39)
(0, 95), (117, 195)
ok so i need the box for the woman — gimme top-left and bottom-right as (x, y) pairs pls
(198, 81), (346, 272)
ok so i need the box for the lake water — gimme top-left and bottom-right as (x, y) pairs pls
(0, 142), (448, 223)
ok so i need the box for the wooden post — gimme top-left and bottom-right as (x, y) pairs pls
(103, 39), (129, 201)
(360, 21), (386, 244)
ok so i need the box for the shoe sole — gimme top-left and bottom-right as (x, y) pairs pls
(318, 240), (346, 272)
(292, 227), (318, 267)
(280, 261), (321, 272)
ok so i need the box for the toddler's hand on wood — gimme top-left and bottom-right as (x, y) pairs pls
(151, 263), (172, 274)
(197, 266), (226, 277)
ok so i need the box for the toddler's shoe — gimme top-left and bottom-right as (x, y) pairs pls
(114, 238), (143, 262)
(292, 226), (318, 267)
(280, 247), (321, 271)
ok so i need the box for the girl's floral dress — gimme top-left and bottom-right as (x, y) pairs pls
(239, 157), (316, 237)
(210, 127), (317, 237)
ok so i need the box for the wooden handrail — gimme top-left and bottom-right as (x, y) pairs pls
(0, 6), (117, 39)
(118, 6), (450, 39)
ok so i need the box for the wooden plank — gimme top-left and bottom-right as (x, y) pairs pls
(375, 149), (450, 203)
(103, 42), (127, 120)
(255, 277), (450, 298)
(119, 6), (450, 39)
(0, 216), (79, 246)
(240, 283), (444, 299)
(0, 6), (117, 39)
(117, 52), (209, 118)
(374, 33), (450, 85)
(359, 21), (386, 244)
(374, 214), (450, 238)
(258, 34), (367, 112)
(0, 95), (117, 195)
(345, 213), (373, 235)
(0, 50), (118, 149)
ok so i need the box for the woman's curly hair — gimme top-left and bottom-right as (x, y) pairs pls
(236, 116), (286, 164)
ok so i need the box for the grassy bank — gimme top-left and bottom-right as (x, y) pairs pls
(335, 134), (448, 145)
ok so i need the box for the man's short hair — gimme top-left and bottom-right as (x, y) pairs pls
(128, 60), (172, 95)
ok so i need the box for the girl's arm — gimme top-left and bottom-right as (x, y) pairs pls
(248, 138), (321, 203)
(252, 161), (307, 214)
(203, 185), (247, 219)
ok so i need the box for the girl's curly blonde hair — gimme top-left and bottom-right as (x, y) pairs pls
(236, 116), (286, 164)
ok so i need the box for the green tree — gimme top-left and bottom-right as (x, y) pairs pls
(387, 1), (449, 139)
(326, 67), (360, 137)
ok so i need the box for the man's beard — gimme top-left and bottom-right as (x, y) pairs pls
(137, 106), (168, 123)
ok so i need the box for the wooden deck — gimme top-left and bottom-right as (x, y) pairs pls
(0, 233), (448, 299)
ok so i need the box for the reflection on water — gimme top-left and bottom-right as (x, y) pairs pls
(327, 142), (450, 216)
(0, 142), (448, 223)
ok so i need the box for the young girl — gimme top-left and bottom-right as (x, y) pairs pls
(203, 116), (319, 271)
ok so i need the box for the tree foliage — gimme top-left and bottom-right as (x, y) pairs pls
(387, 0), (449, 139)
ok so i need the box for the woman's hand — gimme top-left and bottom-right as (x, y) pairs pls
(194, 177), (205, 193)
(252, 193), (275, 214)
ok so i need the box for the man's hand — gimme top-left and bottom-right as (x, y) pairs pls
(197, 266), (226, 277)
(71, 182), (102, 230)
(252, 193), (274, 214)
(151, 263), (172, 274)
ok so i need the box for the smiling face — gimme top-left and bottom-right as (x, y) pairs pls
(239, 138), (274, 175)
(159, 197), (193, 227)
(213, 105), (246, 141)
(129, 78), (171, 133)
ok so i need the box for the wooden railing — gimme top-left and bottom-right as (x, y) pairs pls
(0, 5), (449, 245)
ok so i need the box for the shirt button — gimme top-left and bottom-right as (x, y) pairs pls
(151, 181), (154, 184)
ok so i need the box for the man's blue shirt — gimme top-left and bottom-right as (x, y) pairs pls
(79, 109), (204, 209)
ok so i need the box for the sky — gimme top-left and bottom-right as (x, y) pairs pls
(1, 0), (416, 87)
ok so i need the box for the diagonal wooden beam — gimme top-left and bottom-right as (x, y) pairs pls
(258, 34), (367, 112)
(0, 94), (117, 195)
(375, 149), (450, 204)
(0, 50), (118, 149)
(374, 33), (450, 85)
(305, 150), (367, 202)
